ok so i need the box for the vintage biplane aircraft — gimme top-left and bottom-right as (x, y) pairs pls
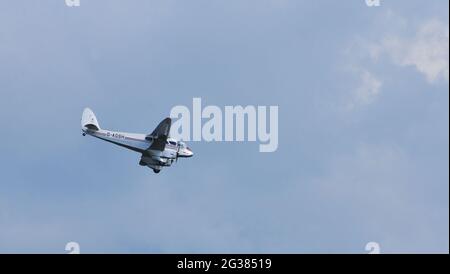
(81, 108), (193, 173)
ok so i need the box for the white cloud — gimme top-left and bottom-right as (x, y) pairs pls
(374, 19), (449, 84)
(345, 17), (448, 110)
(353, 69), (383, 108)
(344, 67), (383, 110)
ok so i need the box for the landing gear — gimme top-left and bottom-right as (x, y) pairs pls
(82, 133), (86, 136)
(153, 169), (161, 174)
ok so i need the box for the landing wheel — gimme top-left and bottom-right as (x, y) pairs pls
(82, 133), (86, 136)
(153, 169), (161, 174)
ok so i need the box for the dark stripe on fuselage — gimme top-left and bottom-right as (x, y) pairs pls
(125, 136), (148, 143)
(90, 133), (147, 153)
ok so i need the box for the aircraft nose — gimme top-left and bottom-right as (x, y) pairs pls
(186, 147), (194, 157)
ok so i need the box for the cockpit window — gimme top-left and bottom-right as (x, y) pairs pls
(169, 141), (177, 146)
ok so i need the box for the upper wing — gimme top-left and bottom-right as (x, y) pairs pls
(150, 117), (172, 137)
(147, 118), (172, 151)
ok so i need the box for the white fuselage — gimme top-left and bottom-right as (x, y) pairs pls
(82, 128), (193, 170)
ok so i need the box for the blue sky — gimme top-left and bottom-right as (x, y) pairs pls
(0, 0), (448, 253)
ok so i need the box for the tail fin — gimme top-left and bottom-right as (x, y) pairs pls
(81, 108), (100, 131)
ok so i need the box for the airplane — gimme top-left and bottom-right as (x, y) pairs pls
(81, 108), (193, 173)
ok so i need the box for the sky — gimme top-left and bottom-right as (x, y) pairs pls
(0, 0), (448, 253)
